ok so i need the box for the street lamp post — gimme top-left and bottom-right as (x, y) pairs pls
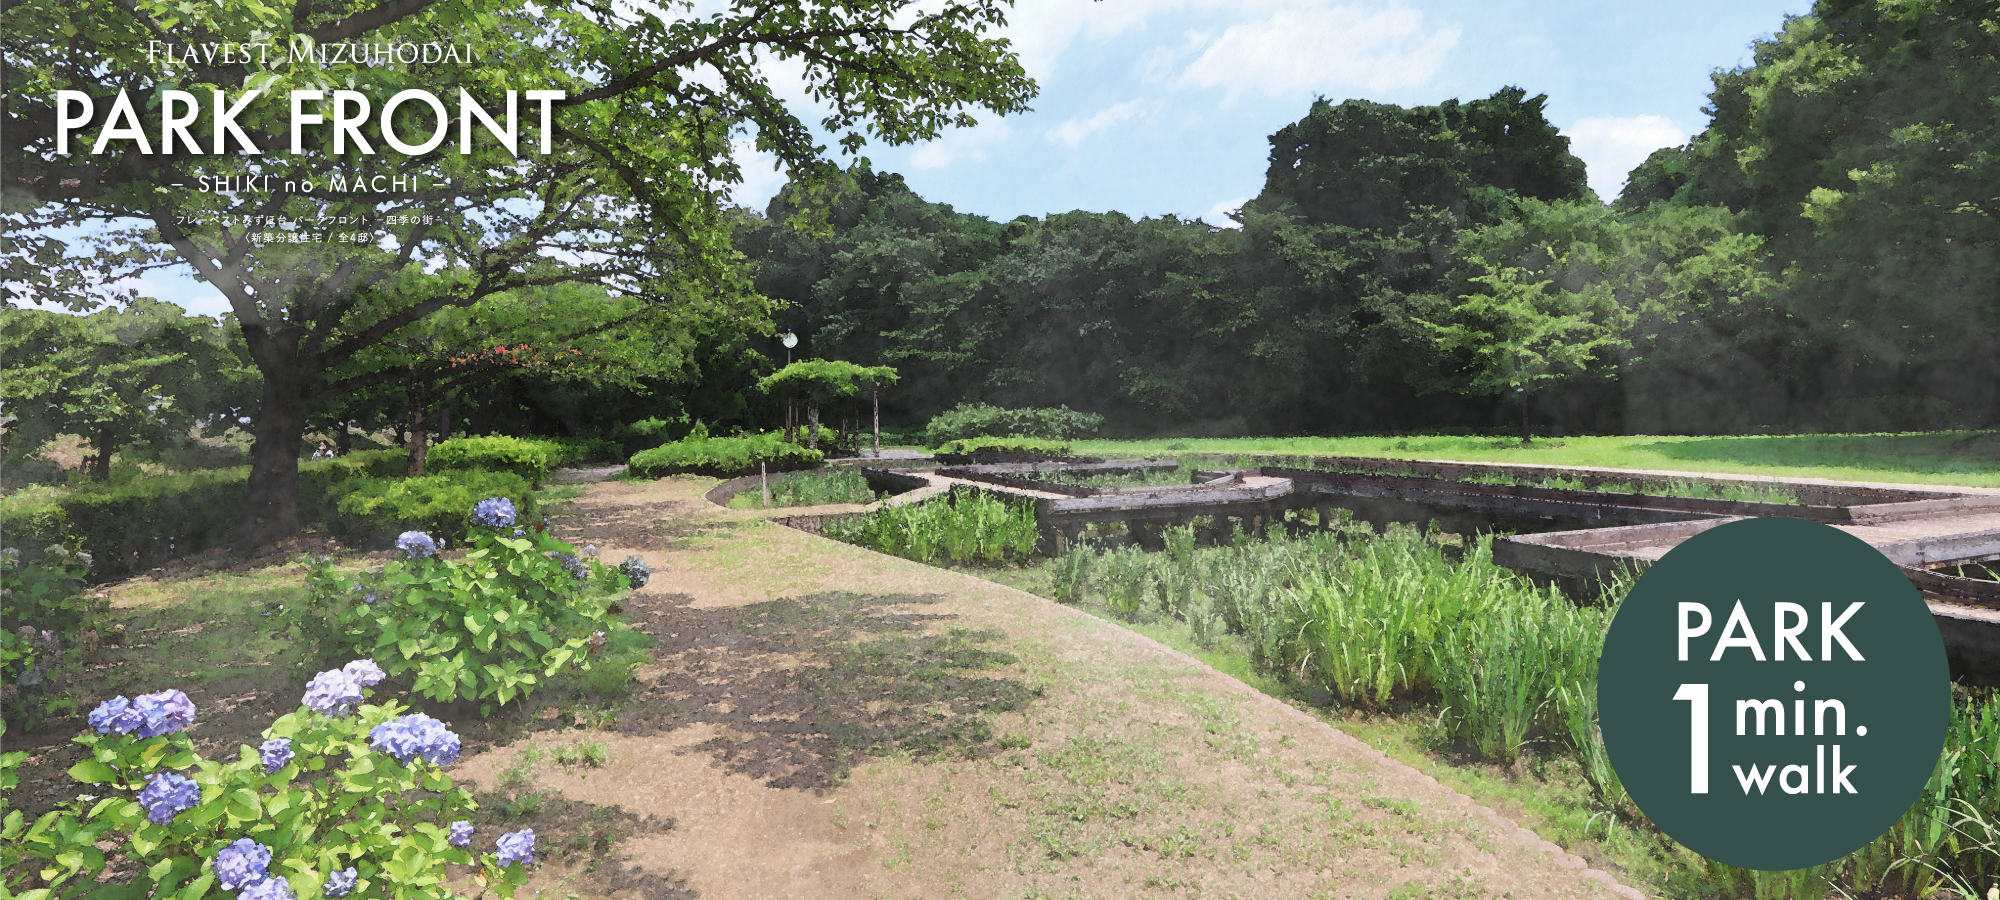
(781, 331), (799, 441)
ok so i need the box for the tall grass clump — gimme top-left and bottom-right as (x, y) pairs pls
(730, 467), (879, 508)
(824, 487), (1038, 565)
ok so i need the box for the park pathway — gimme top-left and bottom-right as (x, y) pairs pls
(453, 470), (1648, 900)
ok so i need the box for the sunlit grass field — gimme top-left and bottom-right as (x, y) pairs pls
(1053, 431), (2000, 488)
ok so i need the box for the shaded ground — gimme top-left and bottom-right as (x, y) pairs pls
(9, 470), (1646, 900)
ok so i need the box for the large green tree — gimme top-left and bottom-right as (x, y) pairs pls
(1622, 0), (1999, 422)
(4, 0), (1035, 546)
(1, 299), (256, 477)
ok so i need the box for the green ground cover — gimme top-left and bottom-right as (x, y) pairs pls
(1061, 432), (2000, 488)
(725, 467), (881, 509)
(944, 515), (1999, 900)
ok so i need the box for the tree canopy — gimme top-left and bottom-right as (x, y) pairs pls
(3, 0), (1036, 544)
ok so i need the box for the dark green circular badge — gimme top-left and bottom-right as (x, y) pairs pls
(1598, 517), (1950, 871)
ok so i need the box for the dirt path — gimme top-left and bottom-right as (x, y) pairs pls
(447, 474), (1646, 900)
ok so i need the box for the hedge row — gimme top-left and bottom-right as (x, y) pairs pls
(0, 449), (407, 581)
(628, 433), (823, 478)
(922, 403), (1103, 447)
(931, 436), (1073, 456)
(331, 470), (539, 546)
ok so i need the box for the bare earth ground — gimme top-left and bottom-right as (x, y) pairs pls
(4, 469), (1644, 900)
(465, 474), (1643, 900)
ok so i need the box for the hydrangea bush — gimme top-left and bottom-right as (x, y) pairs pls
(1, 664), (532, 900)
(293, 498), (630, 714)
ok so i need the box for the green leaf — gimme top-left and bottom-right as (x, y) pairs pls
(66, 759), (118, 784)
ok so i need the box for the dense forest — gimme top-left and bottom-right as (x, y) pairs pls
(9, 0), (1994, 449)
(729, 0), (1997, 438)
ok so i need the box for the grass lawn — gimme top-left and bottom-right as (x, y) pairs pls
(1062, 430), (2000, 488)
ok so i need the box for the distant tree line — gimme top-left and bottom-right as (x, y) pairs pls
(732, 0), (1996, 437)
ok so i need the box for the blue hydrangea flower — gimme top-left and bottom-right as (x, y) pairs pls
(495, 829), (535, 867)
(214, 837), (272, 891)
(138, 772), (200, 824)
(448, 820), (474, 847)
(471, 497), (517, 528)
(341, 659), (386, 688)
(618, 555), (650, 589)
(367, 713), (461, 766)
(89, 696), (144, 735)
(301, 668), (364, 717)
(323, 867), (358, 899)
(259, 738), (294, 774)
(239, 874), (293, 900)
(547, 552), (588, 582)
(394, 531), (438, 560)
(130, 689), (197, 738)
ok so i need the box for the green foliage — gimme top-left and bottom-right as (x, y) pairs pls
(0, 449), (407, 582)
(728, 467), (879, 508)
(295, 525), (626, 711)
(628, 433), (823, 478)
(3, 680), (530, 900)
(1638, 0), (2000, 422)
(1254, 86), (1588, 231)
(538, 436), (625, 467)
(931, 437), (1072, 456)
(425, 436), (557, 488)
(755, 359), (899, 402)
(329, 471), (540, 546)
(921, 403), (1104, 446)
(0, 546), (100, 729)
(0, 300), (257, 476)
(1416, 256), (1631, 437)
(823, 488), (1039, 565)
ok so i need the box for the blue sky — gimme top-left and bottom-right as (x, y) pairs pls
(733, 0), (1810, 224)
(49, 0), (1811, 318)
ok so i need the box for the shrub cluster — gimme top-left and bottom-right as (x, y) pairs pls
(294, 500), (626, 712)
(538, 436), (623, 467)
(627, 428), (822, 478)
(0, 450), (407, 582)
(1, 665), (533, 900)
(922, 403), (1103, 447)
(608, 416), (696, 457)
(424, 436), (557, 488)
(0, 545), (100, 729)
(328, 470), (540, 546)
(930, 436), (1072, 456)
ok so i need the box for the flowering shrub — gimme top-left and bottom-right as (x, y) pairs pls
(395, 530), (439, 560)
(294, 498), (630, 713)
(618, 554), (651, 589)
(471, 496), (516, 529)
(1, 544), (100, 729)
(0, 665), (532, 900)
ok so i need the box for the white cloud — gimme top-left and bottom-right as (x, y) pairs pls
(726, 136), (789, 211)
(1564, 114), (1689, 201)
(1175, 3), (1460, 100)
(1203, 196), (1250, 228)
(908, 119), (1014, 169)
(1047, 99), (1153, 149)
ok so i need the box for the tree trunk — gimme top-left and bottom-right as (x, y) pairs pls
(239, 369), (311, 549)
(408, 405), (429, 476)
(331, 422), (354, 454)
(393, 423), (406, 446)
(407, 379), (430, 476)
(873, 386), (881, 458)
(90, 426), (115, 481)
(439, 405), (452, 443)
(1521, 392), (1532, 444)
(807, 404), (820, 451)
